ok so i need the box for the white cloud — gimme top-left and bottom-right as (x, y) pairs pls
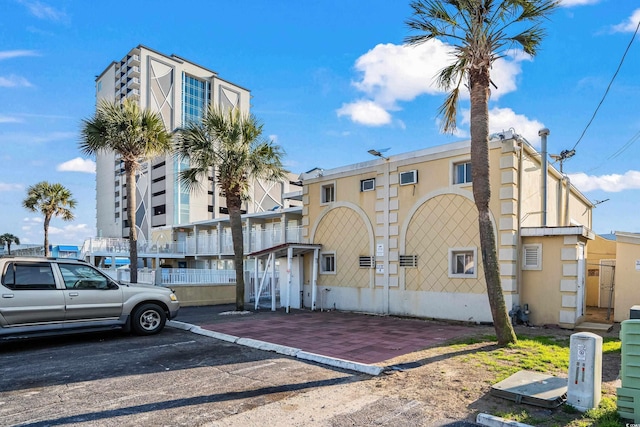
(0, 115), (22, 123)
(337, 100), (392, 126)
(455, 107), (545, 145)
(568, 171), (640, 192)
(18, 0), (68, 22)
(612, 9), (640, 33)
(0, 50), (39, 60)
(559, 0), (601, 6)
(0, 183), (24, 192)
(268, 134), (278, 143)
(57, 157), (96, 174)
(0, 75), (33, 88)
(14, 131), (76, 144)
(340, 41), (532, 127)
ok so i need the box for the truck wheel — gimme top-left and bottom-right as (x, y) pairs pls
(131, 304), (166, 335)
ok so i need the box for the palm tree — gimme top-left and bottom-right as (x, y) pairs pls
(0, 233), (20, 255)
(80, 98), (172, 283)
(175, 106), (287, 311)
(406, 0), (559, 345)
(22, 182), (76, 257)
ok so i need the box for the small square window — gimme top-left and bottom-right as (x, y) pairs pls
(449, 248), (477, 278)
(320, 252), (336, 274)
(321, 183), (335, 204)
(454, 161), (472, 184)
(360, 178), (375, 192)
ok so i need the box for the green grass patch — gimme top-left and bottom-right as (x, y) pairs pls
(441, 334), (623, 426)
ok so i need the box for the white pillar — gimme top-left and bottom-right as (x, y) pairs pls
(286, 246), (293, 313)
(311, 248), (319, 311)
(254, 257), (259, 310)
(271, 253), (277, 311)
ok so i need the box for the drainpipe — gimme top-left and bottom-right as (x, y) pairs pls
(516, 137), (524, 297)
(538, 128), (550, 226)
(564, 175), (571, 226)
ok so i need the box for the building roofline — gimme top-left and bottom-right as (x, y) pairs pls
(95, 45), (250, 93)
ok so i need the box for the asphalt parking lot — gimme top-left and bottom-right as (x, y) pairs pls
(0, 328), (360, 426)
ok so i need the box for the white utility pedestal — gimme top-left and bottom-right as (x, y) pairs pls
(567, 332), (602, 411)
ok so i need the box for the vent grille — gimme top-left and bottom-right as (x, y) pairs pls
(359, 256), (374, 268)
(399, 255), (418, 267)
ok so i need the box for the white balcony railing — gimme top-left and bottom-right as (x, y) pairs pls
(82, 224), (305, 259)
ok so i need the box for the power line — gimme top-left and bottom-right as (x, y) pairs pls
(587, 128), (640, 173)
(571, 18), (640, 152)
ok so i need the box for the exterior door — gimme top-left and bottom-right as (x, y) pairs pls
(576, 243), (586, 319)
(0, 262), (65, 326)
(599, 259), (616, 309)
(57, 263), (124, 321)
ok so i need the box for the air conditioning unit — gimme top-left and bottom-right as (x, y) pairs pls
(400, 170), (418, 185)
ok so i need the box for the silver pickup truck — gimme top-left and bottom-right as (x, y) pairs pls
(0, 256), (179, 339)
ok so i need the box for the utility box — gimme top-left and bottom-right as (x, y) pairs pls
(566, 332), (602, 411)
(618, 319), (640, 421)
(631, 306), (640, 319)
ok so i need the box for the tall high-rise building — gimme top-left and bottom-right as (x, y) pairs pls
(94, 45), (297, 242)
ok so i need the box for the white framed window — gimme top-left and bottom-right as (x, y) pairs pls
(320, 182), (335, 204)
(453, 161), (472, 185)
(522, 244), (542, 270)
(448, 248), (477, 278)
(360, 178), (375, 192)
(399, 170), (418, 185)
(320, 252), (336, 274)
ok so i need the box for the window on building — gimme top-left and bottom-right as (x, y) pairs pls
(182, 74), (210, 126)
(399, 170), (418, 185)
(522, 244), (542, 270)
(320, 252), (336, 274)
(449, 248), (477, 278)
(154, 205), (166, 216)
(360, 178), (375, 192)
(321, 183), (335, 204)
(454, 161), (472, 185)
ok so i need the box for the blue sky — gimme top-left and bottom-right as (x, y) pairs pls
(1, 0), (639, 246)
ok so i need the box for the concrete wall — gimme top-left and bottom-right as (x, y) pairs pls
(172, 284), (235, 307)
(585, 235), (616, 307)
(614, 233), (640, 322)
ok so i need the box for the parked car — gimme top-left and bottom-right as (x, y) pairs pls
(0, 256), (179, 340)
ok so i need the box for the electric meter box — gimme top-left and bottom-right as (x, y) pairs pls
(566, 332), (602, 412)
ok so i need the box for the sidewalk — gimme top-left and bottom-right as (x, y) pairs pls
(170, 304), (488, 375)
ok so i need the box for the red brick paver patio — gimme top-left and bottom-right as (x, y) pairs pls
(199, 309), (479, 365)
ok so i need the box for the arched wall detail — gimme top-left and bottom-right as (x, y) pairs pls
(310, 202), (375, 289)
(399, 188), (498, 294)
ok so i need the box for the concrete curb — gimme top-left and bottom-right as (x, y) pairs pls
(169, 322), (384, 376)
(236, 337), (301, 357)
(297, 351), (384, 376)
(167, 320), (196, 331)
(476, 413), (533, 427)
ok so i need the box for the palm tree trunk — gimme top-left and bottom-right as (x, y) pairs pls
(43, 216), (51, 257)
(227, 192), (245, 311)
(126, 163), (138, 283)
(469, 67), (517, 346)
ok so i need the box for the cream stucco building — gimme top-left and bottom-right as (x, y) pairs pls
(297, 131), (593, 328)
